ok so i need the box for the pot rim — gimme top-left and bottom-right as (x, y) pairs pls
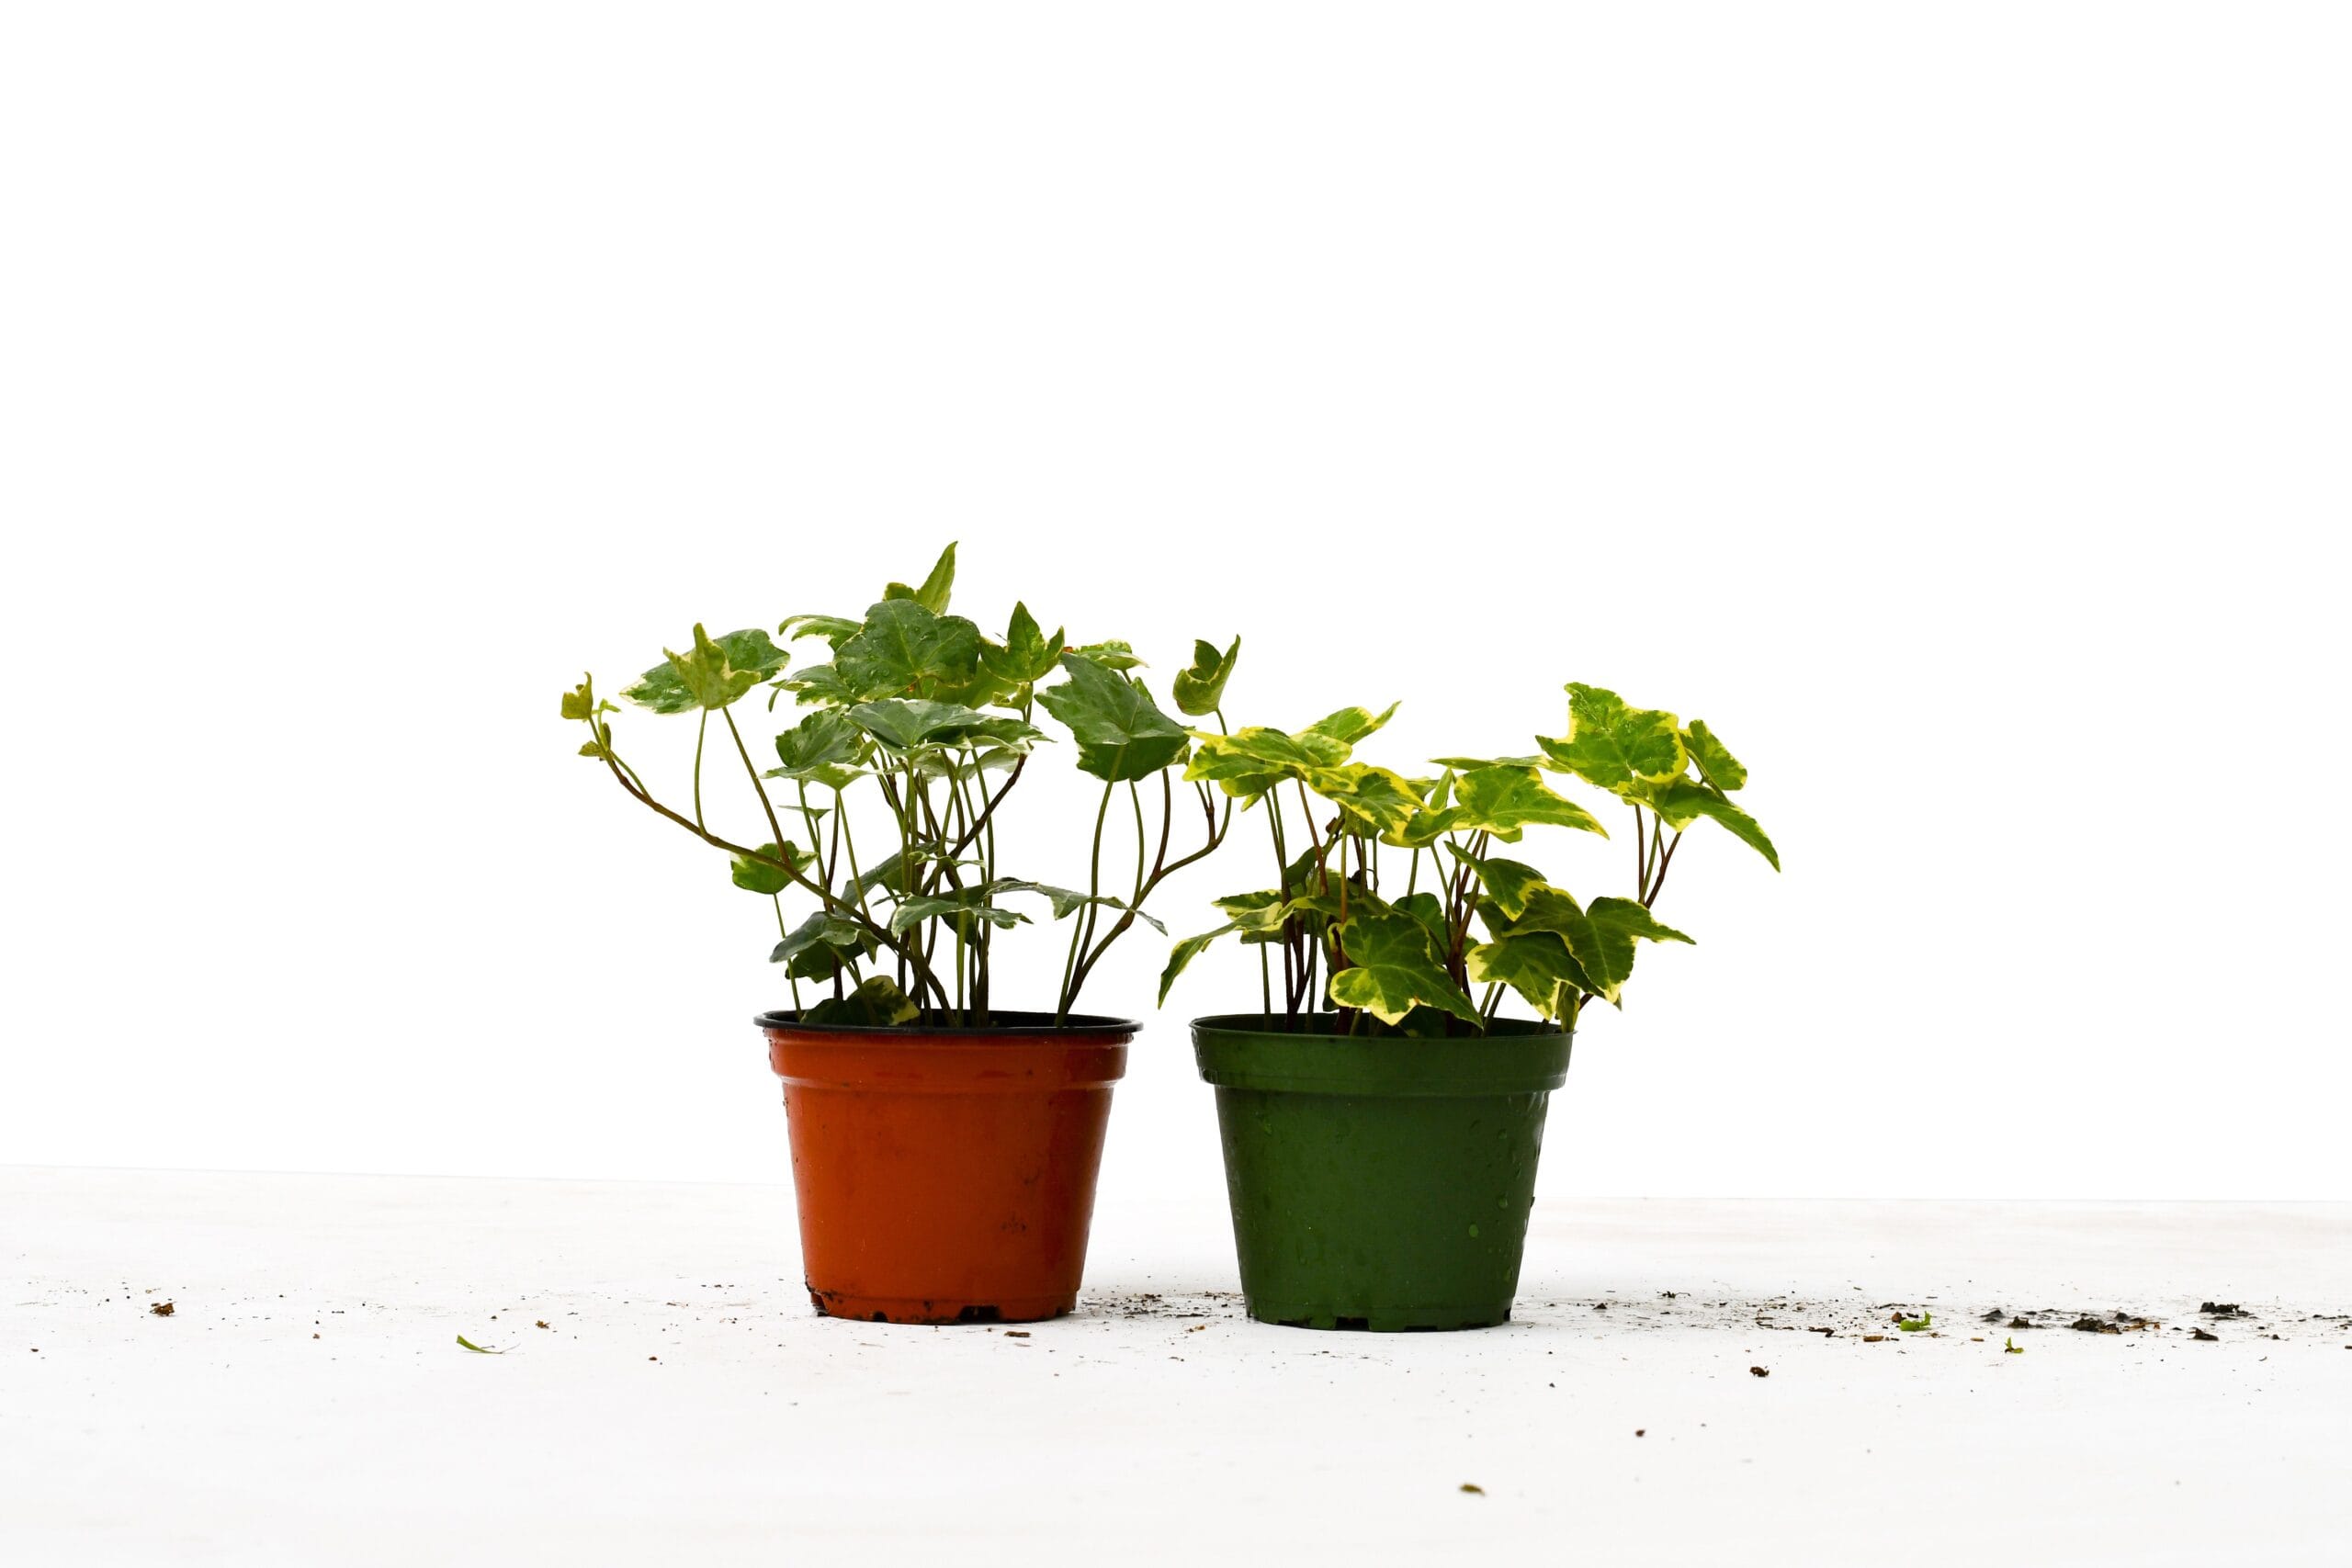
(754, 1008), (1140, 1040)
(1190, 1011), (1571, 1096)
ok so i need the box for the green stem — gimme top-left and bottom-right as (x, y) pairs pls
(1057, 780), (1116, 1026)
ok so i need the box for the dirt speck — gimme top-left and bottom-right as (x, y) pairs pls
(1004, 1330), (1032, 1338)
(2191, 1327), (2219, 1341)
(1634, 1428), (1645, 1438)
(149, 1302), (175, 1317)
(2199, 1303), (2248, 1318)
(1861, 1334), (1886, 1343)
(1749, 1365), (1770, 1378)
(1459, 1483), (1485, 1495)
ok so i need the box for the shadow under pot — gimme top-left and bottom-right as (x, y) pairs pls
(757, 1010), (1134, 1325)
(1192, 1014), (1573, 1332)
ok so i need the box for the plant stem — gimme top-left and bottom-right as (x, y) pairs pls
(1057, 780), (1116, 1025)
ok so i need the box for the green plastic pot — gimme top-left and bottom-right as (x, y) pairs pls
(1192, 1013), (1573, 1332)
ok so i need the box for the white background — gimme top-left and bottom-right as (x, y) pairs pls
(4, 3), (2346, 1203)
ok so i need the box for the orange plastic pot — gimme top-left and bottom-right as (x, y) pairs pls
(757, 1010), (1134, 1325)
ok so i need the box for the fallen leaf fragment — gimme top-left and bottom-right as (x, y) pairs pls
(456, 1336), (503, 1354)
(1459, 1483), (1485, 1495)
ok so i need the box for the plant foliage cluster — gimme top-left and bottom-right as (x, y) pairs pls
(1157, 683), (1778, 1034)
(563, 546), (1234, 1025)
(565, 546), (1776, 1035)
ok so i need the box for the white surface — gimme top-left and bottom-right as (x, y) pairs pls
(6, 6), (2351, 1202)
(6, 1167), (2348, 1565)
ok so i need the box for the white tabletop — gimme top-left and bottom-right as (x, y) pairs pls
(6, 1166), (2347, 1566)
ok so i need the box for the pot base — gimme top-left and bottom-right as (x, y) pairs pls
(808, 1289), (1076, 1325)
(1250, 1303), (1513, 1333)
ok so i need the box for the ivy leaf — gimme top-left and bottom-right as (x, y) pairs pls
(775, 662), (856, 708)
(835, 600), (984, 702)
(778, 615), (863, 648)
(1035, 653), (1189, 781)
(1065, 639), (1144, 671)
(560, 676), (616, 722)
(770, 911), (867, 967)
(1502, 888), (1691, 1005)
(1465, 931), (1589, 1022)
(1159, 922), (1236, 1006)
(768, 709), (866, 781)
(990, 879), (1166, 933)
(1305, 702), (1399, 746)
(1430, 754), (1543, 770)
(1536, 684), (1686, 792)
(1682, 720), (1747, 792)
(1171, 637), (1241, 717)
(978, 602), (1066, 687)
(730, 841), (805, 896)
(848, 698), (1046, 754)
(1449, 765), (1608, 841)
(1393, 890), (1448, 950)
(1445, 847), (1547, 919)
(1185, 725), (1350, 798)
(1639, 779), (1781, 871)
(882, 543), (956, 615)
(1306, 763), (1425, 838)
(624, 626), (789, 713)
(802, 975), (920, 1027)
(1328, 905), (1480, 1026)
(888, 889), (1032, 935)
(1214, 889), (1291, 938)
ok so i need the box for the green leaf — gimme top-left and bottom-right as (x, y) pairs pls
(1501, 888), (1691, 1005)
(775, 662), (856, 708)
(835, 599), (984, 702)
(455, 1335), (503, 1354)
(1898, 1312), (1931, 1333)
(770, 911), (866, 968)
(1306, 763), (1424, 838)
(1184, 725), (1350, 798)
(1328, 905), (1480, 1026)
(1465, 931), (1589, 1022)
(801, 975), (920, 1027)
(1536, 684), (1685, 792)
(1035, 653), (1189, 781)
(1449, 765), (1609, 841)
(624, 626), (789, 713)
(1682, 720), (1747, 792)
(729, 841), (805, 896)
(1430, 754), (1543, 771)
(882, 543), (956, 614)
(978, 602), (1066, 687)
(1213, 889), (1292, 937)
(1171, 637), (1240, 717)
(1445, 848), (1547, 919)
(888, 890), (1031, 936)
(1065, 639), (1144, 671)
(769, 709), (865, 780)
(778, 614), (863, 648)
(560, 675), (616, 722)
(1393, 889), (1448, 950)
(1158, 922), (1236, 1007)
(990, 879), (1165, 933)
(1305, 702), (1399, 746)
(1639, 779), (1781, 871)
(848, 698), (1046, 754)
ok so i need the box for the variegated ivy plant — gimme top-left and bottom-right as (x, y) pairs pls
(563, 545), (1238, 1027)
(1158, 684), (1777, 1034)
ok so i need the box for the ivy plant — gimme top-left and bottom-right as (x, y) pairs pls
(1159, 683), (1777, 1034)
(564, 545), (1237, 1027)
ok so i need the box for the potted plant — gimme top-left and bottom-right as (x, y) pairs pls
(563, 545), (1239, 1324)
(1159, 683), (1777, 1330)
